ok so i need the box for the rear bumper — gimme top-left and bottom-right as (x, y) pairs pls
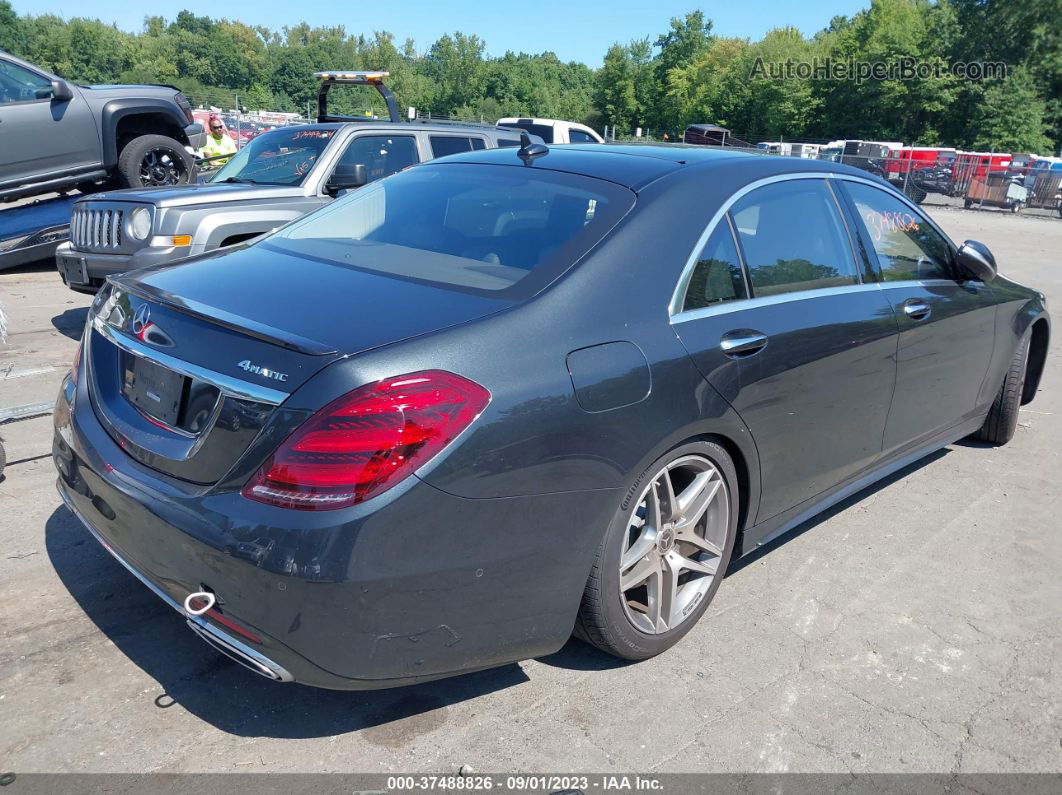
(57, 482), (294, 683)
(52, 370), (613, 689)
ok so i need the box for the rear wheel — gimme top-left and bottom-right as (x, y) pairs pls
(904, 183), (928, 204)
(575, 441), (738, 660)
(117, 135), (194, 189)
(972, 335), (1029, 445)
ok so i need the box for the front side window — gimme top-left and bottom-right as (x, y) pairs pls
(264, 163), (634, 297)
(429, 136), (486, 158)
(683, 221), (748, 311)
(731, 179), (858, 297)
(0, 60), (52, 104)
(569, 129), (598, 143)
(844, 182), (954, 281)
(336, 135), (418, 184)
(209, 127), (335, 186)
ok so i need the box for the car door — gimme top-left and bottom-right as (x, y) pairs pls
(0, 58), (99, 186)
(330, 132), (421, 186)
(672, 176), (899, 524)
(836, 179), (997, 455)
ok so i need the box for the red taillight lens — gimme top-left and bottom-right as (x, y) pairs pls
(242, 370), (490, 511)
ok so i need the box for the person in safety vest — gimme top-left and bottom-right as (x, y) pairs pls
(198, 114), (237, 166)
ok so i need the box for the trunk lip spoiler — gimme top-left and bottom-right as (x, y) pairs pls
(108, 276), (339, 357)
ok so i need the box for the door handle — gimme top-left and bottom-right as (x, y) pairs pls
(902, 299), (931, 321)
(720, 330), (768, 358)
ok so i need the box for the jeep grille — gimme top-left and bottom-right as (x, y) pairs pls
(70, 207), (125, 252)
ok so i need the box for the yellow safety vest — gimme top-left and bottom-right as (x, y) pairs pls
(200, 132), (237, 166)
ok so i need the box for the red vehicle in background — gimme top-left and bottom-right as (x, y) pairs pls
(883, 146), (957, 202)
(884, 146), (957, 181)
(952, 151), (1012, 189)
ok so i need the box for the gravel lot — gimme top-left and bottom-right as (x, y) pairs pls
(0, 207), (1059, 776)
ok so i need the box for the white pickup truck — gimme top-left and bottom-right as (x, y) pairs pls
(496, 117), (603, 144)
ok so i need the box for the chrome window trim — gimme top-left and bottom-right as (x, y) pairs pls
(669, 171), (966, 318)
(672, 278), (965, 325)
(673, 282), (883, 325)
(92, 316), (289, 405)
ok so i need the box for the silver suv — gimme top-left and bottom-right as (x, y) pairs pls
(55, 72), (530, 293)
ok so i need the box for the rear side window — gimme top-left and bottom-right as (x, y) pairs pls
(684, 221), (748, 311)
(843, 182), (954, 281)
(429, 136), (486, 158)
(336, 135), (418, 184)
(731, 180), (858, 297)
(497, 138), (521, 148)
(267, 164), (634, 298)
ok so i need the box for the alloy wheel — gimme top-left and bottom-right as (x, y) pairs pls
(619, 454), (730, 634)
(139, 148), (187, 186)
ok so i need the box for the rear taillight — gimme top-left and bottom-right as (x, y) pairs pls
(242, 370), (490, 511)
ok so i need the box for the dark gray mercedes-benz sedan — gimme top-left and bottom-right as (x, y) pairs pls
(53, 143), (1050, 689)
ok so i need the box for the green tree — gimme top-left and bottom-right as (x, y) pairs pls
(651, 10), (713, 132)
(0, 0), (23, 52)
(970, 68), (1051, 152)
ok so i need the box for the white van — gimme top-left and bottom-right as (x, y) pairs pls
(497, 117), (604, 144)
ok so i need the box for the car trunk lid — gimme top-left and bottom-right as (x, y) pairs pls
(89, 245), (512, 485)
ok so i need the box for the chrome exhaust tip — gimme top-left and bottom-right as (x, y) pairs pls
(186, 620), (294, 682)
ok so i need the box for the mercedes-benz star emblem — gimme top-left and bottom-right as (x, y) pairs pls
(131, 304), (151, 335)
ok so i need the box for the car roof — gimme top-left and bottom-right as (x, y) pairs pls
(426, 143), (874, 191)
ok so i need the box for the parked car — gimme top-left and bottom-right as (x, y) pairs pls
(55, 72), (533, 293)
(497, 117), (603, 144)
(683, 124), (753, 147)
(54, 144), (1049, 689)
(0, 50), (203, 201)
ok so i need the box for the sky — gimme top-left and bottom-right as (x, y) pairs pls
(12, 0), (871, 65)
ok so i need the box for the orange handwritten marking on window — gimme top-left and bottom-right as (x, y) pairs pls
(861, 207), (920, 242)
(292, 130), (333, 140)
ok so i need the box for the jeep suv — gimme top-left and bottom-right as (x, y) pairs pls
(0, 51), (204, 201)
(55, 72), (531, 293)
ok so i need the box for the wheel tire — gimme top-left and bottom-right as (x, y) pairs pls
(904, 183), (927, 204)
(116, 134), (194, 189)
(574, 440), (739, 660)
(972, 335), (1029, 445)
(964, 199), (974, 209)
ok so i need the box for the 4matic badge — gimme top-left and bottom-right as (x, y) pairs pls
(237, 360), (289, 382)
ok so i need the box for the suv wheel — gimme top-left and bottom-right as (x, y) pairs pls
(117, 135), (194, 188)
(575, 441), (739, 660)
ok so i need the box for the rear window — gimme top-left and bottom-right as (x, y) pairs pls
(506, 122), (555, 144)
(264, 163), (634, 298)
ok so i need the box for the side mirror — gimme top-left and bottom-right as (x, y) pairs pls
(956, 240), (997, 282)
(50, 79), (74, 103)
(326, 163), (367, 194)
